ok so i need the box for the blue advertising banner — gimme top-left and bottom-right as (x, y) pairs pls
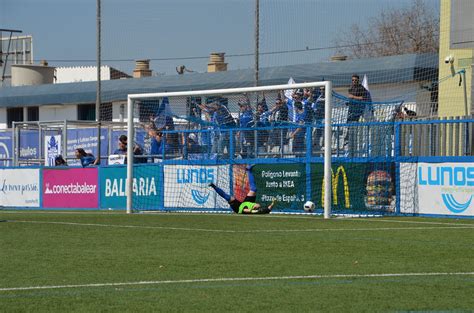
(19, 130), (39, 161)
(67, 128), (108, 165)
(100, 165), (162, 209)
(0, 130), (12, 167)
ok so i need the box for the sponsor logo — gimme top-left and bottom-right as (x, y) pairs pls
(176, 168), (214, 205)
(20, 147), (37, 158)
(191, 189), (210, 205)
(44, 182), (97, 194)
(0, 142), (10, 166)
(108, 155), (125, 165)
(176, 168), (214, 184)
(0, 179), (38, 194)
(418, 165), (474, 213)
(104, 177), (156, 197)
(45, 136), (61, 166)
(321, 166), (350, 208)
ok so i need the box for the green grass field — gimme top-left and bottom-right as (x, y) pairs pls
(1, 211), (473, 312)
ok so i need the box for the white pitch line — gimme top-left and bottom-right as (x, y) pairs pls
(2, 211), (473, 226)
(9, 220), (474, 233)
(354, 218), (474, 227)
(1, 272), (473, 292)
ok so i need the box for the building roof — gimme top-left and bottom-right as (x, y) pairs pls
(0, 53), (438, 108)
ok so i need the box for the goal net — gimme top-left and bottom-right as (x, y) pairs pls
(125, 81), (404, 216)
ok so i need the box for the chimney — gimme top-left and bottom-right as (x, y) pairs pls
(207, 52), (227, 72)
(133, 59), (152, 78)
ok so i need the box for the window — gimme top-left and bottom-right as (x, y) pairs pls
(27, 107), (39, 121)
(7, 107), (24, 128)
(77, 104), (96, 121)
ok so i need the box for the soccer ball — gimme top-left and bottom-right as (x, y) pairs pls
(303, 201), (315, 212)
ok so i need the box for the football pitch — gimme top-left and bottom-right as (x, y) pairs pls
(1, 211), (473, 312)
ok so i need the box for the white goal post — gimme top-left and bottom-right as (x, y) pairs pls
(126, 81), (333, 218)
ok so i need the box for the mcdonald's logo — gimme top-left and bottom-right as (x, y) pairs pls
(321, 165), (350, 208)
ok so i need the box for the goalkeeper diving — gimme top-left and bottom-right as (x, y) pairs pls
(209, 165), (276, 214)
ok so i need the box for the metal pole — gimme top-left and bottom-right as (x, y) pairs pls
(12, 122), (18, 166)
(254, 0), (259, 87)
(63, 120), (68, 162)
(324, 81), (332, 219)
(126, 97), (134, 214)
(96, 0), (102, 164)
(461, 70), (468, 116)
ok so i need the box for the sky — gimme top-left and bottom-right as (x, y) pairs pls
(1, 0), (440, 76)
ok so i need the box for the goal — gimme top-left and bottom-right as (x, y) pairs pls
(125, 81), (333, 217)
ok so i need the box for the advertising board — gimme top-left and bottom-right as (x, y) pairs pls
(417, 162), (473, 216)
(0, 168), (40, 207)
(253, 163), (306, 210)
(311, 163), (396, 212)
(163, 165), (229, 209)
(100, 165), (161, 210)
(43, 168), (98, 208)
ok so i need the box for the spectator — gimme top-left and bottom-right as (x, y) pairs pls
(267, 97), (289, 154)
(75, 148), (98, 167)
(113, 134), (146, 163)
(186, 133), (204, 154)
(289, 100), (307, 154)
(404, 107), (417, 117)
(200, 98), (236, 156)
(284, 89), (304, 123)
(146, 124), (167, 161)
(54, 155), (68, 166)
(256, 100), (270, 154)
(346, 74), (371, 157)
(237, 98), (254, 158)
(199, 110), (214, 155)
(302, 88), (315, 124)
(113, 135), (128, 155)
(394, 105), (416, 121)
(347, 74), (370, 122)
(312, 86), (326, 155)
(150, 98), (180, 156)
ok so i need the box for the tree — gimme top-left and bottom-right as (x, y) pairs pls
(334, 0), (439, 58)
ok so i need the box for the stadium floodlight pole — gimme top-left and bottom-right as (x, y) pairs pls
(324, 81), (332, 219)
(254, 0), (259, 87)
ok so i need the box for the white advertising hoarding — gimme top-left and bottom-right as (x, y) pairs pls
(417, 162), (473, 216)
(163, 165), (230, 209)
(0, 168), (40, 207)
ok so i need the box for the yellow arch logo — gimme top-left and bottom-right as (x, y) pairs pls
(321, 166), (350, 208)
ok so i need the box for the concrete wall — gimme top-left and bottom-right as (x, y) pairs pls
(0, 108), (7, 129)
(438, 0), (473, 117)
(39, 105), (78, 121)
(55, 66), (111, 83)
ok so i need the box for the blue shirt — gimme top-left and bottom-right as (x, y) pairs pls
(113, 148), (127, 155)
(239, 109), (254, 143)
(80, 155), (96, 167)
(212, 105), (236, 127)
(239, 109), (253, 128)
(150, 137), (166, 156)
